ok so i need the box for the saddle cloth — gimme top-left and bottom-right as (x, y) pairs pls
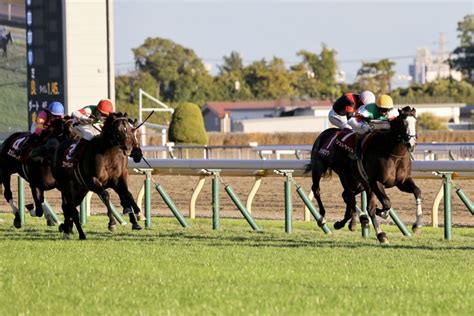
(319, 129), (374, 157)
(61, 140), (88, 168)
(7, 133), (31, 161)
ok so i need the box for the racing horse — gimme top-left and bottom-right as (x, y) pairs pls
(1, 32), (13, 58)
(306, 106), (421, 244)
(52, 112), (143, 240)
(0, 117), (78, 228)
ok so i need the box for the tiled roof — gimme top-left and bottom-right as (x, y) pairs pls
(203, 100), (332, 118)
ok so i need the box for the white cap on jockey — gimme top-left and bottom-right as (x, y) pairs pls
(360, 90), (376, 105)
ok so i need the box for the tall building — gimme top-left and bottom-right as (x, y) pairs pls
(409, 33), (462, 84)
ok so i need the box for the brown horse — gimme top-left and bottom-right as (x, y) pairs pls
(52, 112), (143, 240)
(0, 117), (78, 228)
(1, 32), (13, 58)
(306, 106), (421, 244)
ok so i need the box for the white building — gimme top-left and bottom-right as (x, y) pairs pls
(409, 33), (462, 84)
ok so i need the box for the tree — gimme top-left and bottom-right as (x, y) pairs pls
(417, 112), (448, 130)
(243, 57), (296, 99)
(355, 58), (395, 94)
(115, 71), (172, 125)
(168, 102), (208, 144)
(133, 37), (215, 104)
(291, 45), (340, 99)
(214, 52), (253, 101)
(452, 15), (474, 83)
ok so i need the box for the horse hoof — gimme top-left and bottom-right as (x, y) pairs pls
(108, 224), (117, 232)
(46, 219), (56, 227)
(359, 215), (369, 225)
(316, 217), (326, 227)
(13, 218), (22, 229)
(132, 223), (142, 230)
(376, 208), (389, 219)
(377, 232), (389, 244)
(334, 221), (345, 230)
(58, 223), (64, 232)
(123, 207), (132, 215)
(412, 224), (422, 234)
(79, 235), (87, 240)
(63, 233), (71, 240)
(348, 219), (356, 232)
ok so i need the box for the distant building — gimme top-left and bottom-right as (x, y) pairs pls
(201, 100), (332, 132)
(409, 33), (462, 84)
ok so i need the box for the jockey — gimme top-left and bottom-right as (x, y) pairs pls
(20, 101), (64, 160)
(328, 90), (375, 129)
(72, 99), (114, 140)
(348, 94), (398, 159)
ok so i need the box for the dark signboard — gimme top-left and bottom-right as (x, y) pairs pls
(25, 0), (64, 129)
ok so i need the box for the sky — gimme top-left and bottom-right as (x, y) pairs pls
(114, 0), (473, 86)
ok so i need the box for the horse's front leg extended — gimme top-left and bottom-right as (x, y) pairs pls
(367, 191), (389, 244)
(397, 177), (423, 233)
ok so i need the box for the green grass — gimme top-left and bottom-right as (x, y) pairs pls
(0, 27), (28, 132)
(0, 215), (473, 315)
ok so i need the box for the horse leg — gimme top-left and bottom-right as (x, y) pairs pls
(70, 205), (86, 240)
(59, 196), (73, 239)
(367, 192), (389, 244)
(311, 160), (328, 226)
(372, 180), (392, 219)
(2, 172), (21, 228)
(334, 189), (357, 230)
(397, 177), (423, 234)
(114, 179), (142, 230)
(96, 189), (117, 232)
(28, 185), (44, 217)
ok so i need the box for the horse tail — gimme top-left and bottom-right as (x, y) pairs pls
(305, 129), (337, 177)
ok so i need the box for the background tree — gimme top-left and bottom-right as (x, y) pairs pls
(291, 46), (339, 99)
(417, 112), (448, 130)
(115, 71), (173, 125)
(168, 102), (209, 144)
(452, 14), (474, 83)
(243, 57), (296, 99)
(133, 37), (215, 104)
(355, 58), (395, 94)
(214, 51), (253, 100)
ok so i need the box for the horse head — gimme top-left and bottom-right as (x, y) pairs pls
(102, 112), (139, 157)
(391, 106), (417, 152)
(128, 117), (143, 163)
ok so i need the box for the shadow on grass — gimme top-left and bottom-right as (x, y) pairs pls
(1, 223), (473, 252)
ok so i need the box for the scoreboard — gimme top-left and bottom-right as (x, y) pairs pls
(25, 0), (64, 129)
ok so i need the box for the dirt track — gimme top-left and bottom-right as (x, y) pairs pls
(1, 174), (473, 227)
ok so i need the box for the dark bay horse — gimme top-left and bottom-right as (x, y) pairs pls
(1, 32), (13, 58)
(306, 106), (421, 244)
(0, 117), (78, 228)
(52, 112), (143, 240)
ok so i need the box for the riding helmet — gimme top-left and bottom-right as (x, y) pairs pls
(360, 90), (376, 105)
(47, 101), (65, 117)
(97, 99), (114, 115)
(376, 95), (394, 109)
